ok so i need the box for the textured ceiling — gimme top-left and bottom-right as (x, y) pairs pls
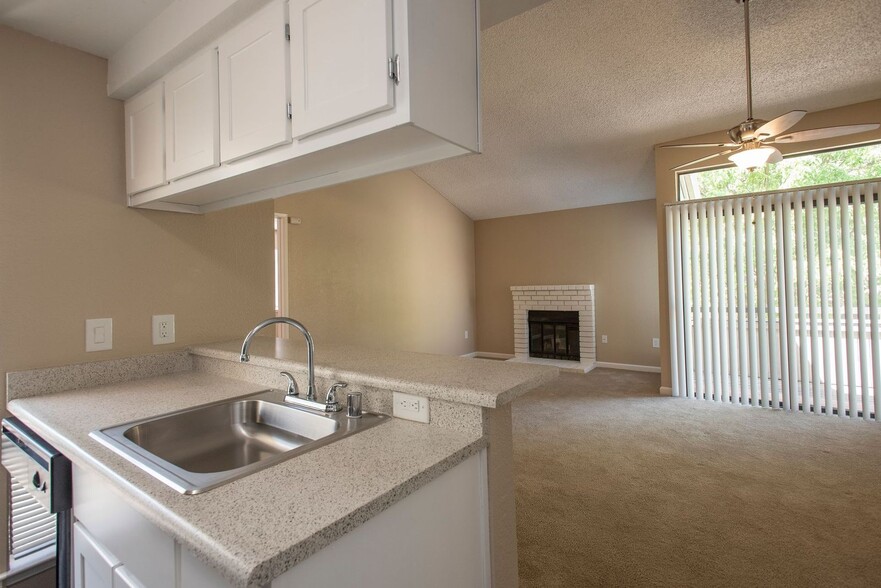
(0, 0), (176, 57)
(415, 0), (881, 220)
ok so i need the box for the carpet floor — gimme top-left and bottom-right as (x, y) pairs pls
(513, 369), (881, 588)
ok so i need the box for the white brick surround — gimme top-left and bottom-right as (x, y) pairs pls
(509, 285), (596, 372)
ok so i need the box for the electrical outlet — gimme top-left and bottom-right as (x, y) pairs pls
(152, 314), (175, 345)
(652, 338), (660, 348)
(393, 392), (429, 423)
(601, 335), (608, 344)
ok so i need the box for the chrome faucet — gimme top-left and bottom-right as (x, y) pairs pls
(240, 317), (316, 401)
(279, 371), (345, 413)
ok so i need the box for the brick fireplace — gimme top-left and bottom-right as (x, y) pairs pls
(509, 285), (596, 372)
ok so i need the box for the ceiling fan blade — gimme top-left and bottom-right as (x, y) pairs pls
(671, 148), (740, 171)
(755, 110), (807, 139)
(772, 123), (881, 144)
(661, 142), (740, 149)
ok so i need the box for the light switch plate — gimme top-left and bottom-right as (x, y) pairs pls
(393, 392), (430, 423)
(152, 314), (175, 345)
(86, 318), (112, 352)
(652, 338), (660, 348)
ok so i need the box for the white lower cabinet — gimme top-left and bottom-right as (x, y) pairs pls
(113, 567), (146, 588)
(73, 523), (147, 588)
(73, 452), (489, 588)
(73, 523), (121, 588)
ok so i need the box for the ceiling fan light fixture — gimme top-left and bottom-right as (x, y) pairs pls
(729, 145), (781, 170)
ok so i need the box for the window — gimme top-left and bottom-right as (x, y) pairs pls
(679, 143), (881, 201)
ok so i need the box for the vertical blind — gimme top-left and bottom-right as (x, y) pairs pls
(666, 180), (881, 420)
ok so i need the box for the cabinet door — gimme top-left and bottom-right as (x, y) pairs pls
(124, 83), (165, 194)
(165, 49), (219, 180)
(218, 0), (291, 162)
(112, 566), (145, 588)
(74, 523), (121, 588)
(290, 0), (394, 138)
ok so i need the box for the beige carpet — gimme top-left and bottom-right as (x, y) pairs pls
(513, 369), (881, 588)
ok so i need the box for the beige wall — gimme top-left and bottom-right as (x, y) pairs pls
(474, 200), (660, 367)
(654, 98), (881, 390)
(274, 171), (476, 356)
(0, 26), (274, 569)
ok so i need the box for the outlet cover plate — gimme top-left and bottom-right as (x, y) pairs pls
(152, 314), (175, 345)
(393, 392), (429, 423)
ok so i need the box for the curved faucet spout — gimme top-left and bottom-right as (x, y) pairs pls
(240, 317), (316, 400)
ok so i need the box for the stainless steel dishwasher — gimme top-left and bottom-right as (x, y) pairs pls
(2, 417), (72, 587)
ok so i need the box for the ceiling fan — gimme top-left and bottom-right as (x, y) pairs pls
(664, 0), (880, 172)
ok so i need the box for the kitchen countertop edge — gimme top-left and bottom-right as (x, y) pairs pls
(6, 373), (488, 588)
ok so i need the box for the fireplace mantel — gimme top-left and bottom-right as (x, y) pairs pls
(509, 285), (596, 372)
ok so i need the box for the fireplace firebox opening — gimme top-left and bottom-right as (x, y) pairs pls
(528, 310), (580, 361)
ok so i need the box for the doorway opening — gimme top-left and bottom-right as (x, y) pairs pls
(274, 213), (289, 339)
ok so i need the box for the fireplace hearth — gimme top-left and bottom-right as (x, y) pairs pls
(528, 310), (580, 361)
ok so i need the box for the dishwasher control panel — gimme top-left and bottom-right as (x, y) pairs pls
(1, 417), (71, 513)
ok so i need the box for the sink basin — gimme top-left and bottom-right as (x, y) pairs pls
(91, 390), (388, 494)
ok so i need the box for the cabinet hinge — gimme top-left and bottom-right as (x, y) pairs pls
(287, 103), (292, 119)
(285, 24), (291, 41)
(387, 54), (400, 85)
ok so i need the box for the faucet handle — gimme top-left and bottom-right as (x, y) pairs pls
(280, 371), (299, 397)
(325, 382), (347, 412)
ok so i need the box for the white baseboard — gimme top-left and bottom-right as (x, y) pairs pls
(594, 362), (662, 374)
(461, 351), (516, 360)
(659, 386), (673, 396)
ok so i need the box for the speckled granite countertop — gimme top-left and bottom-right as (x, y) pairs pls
(192, 339), (559, 408)
(7, 370), (486, 588)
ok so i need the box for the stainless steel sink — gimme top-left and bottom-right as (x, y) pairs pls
(91, 390), (388, 494)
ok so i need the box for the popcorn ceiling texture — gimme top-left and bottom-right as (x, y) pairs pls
(415, 0), (881, 219)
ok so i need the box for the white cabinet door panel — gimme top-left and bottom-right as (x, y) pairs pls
(112, 566), (145, 588)
(124, 83), (165, 194)
(219, 0), (291, 162)
(73, 464), (177, 588)
(290, 0), (394, 138)
(165, 49), (219, 180)
(74, 523), (120, 588)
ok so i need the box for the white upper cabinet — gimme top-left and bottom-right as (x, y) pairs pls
(289, 0), (395, 138)
(218, 0), (291, 163)
(164, 49), (220, 181)
(124, 83), (165, 195)
(117, 0), (480, 213)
